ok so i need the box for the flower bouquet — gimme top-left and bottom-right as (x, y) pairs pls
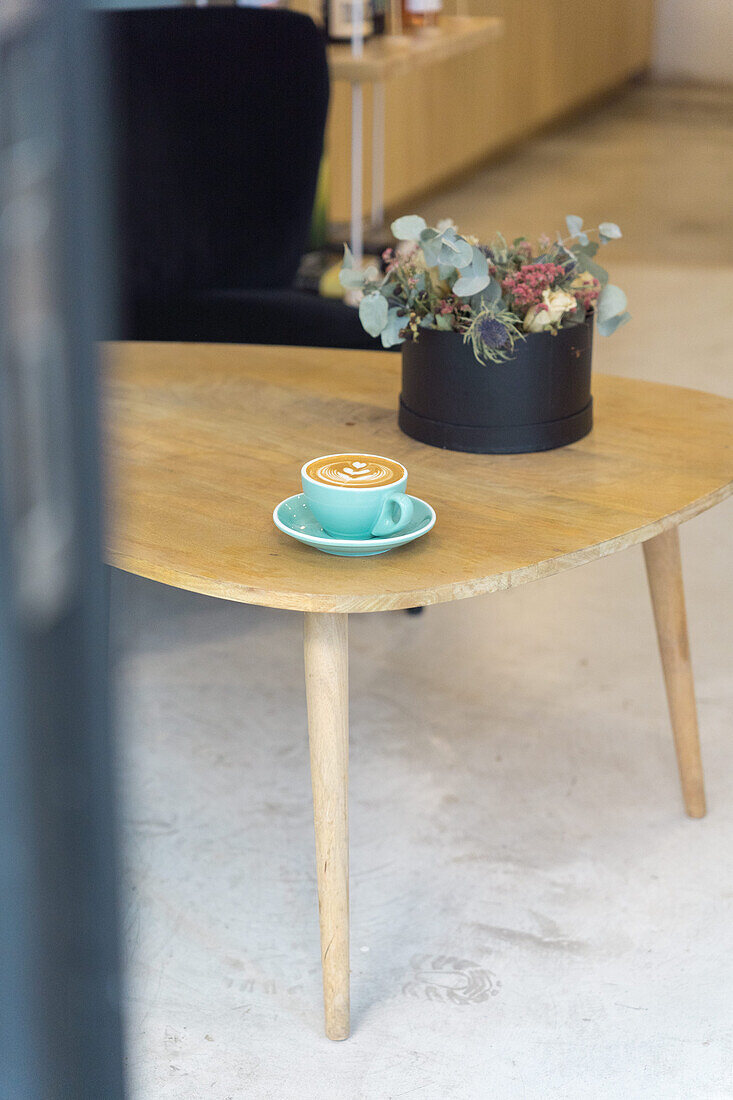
(340, 215), (629, 453)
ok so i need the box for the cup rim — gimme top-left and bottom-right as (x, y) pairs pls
(301, 452), (407, 490)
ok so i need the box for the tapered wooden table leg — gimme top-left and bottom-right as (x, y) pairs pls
(304, 611), (350, 1040)
(643, 527), (706, 818)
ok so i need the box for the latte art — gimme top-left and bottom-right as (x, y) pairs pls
(305, 454), (405, 488)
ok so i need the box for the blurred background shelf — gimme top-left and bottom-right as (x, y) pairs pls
(325, 13), (504, 260)
(322, 0), (656, 226)
(327, 14), (502, 82)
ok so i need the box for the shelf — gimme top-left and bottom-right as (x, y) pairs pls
(327, 15), (503, 84)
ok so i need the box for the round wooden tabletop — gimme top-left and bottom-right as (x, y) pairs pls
(104, 342), (733, 613)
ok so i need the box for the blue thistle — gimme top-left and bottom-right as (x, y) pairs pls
(478, 316), (510, 349)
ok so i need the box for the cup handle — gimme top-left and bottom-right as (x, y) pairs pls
(371, 492), (414, 537)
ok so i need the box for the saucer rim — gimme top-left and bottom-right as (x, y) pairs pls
(273, 492), (436, 547)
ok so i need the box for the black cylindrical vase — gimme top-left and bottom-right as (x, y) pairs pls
(398, 314), (594, 454)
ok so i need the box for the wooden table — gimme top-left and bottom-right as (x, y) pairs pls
(105, 341), (733, 1041)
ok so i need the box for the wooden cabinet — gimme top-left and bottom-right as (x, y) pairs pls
(325, 0), (655, 225)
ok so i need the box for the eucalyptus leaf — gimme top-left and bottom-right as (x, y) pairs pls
(440, 235), (473, 269)
(453, 271), (491, 298)
(566, 214), (584, 237)
(421, 237), (443, 267)
(577, 232), (589, 246)
(599, 222), (622, 240)
(380, 307), (405, 347)
(475, 278), (501, 306)
(431, 243), (452, 267)
(339, 243), (365, 288)
(391, 214), (427, 240)
(597, 310), (631, 337)
(359, 291), (388, 337)
(433, 241), (454, 265)
(436, 227), (474, 269)
(339, 267), (366, 289)
(575, 241), (599, 259)
(339, 244), (377, 289)
(435, 313), (453, 331)
(469, 246), (489, 277)
(419, 313), (435, 328)
(598, 283), (627, 323)
(575, 255), (609, 287)
(487, 278), (502, 303)
(452, 245), (491, 296)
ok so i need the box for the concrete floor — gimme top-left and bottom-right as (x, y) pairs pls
(115, 83), (733, 1098)
(419, 82), (733, 267)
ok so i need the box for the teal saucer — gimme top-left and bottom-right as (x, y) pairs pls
(273, 493), (436, 557)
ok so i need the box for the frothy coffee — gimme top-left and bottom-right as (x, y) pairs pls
(304, 453), (405, 488)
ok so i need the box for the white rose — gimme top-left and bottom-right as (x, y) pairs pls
(523, 287), (577, 332)
(543, 287), (577, 322)
(523, 303), (550, 333)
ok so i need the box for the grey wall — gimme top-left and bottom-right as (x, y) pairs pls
(654, 0), (733, 82)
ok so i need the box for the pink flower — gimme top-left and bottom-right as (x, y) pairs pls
(501, 262), (567, 310)
(571, 272), (601, 312)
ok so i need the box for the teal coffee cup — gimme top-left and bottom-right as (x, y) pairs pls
(301, 453), (414, 539)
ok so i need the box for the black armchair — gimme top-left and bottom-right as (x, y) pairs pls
(104, 8), (379, 350)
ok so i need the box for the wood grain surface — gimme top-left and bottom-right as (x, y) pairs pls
(643, 528), (707, 819)
(103, 341), (733, 613)
(304, 612), (350, 1038)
